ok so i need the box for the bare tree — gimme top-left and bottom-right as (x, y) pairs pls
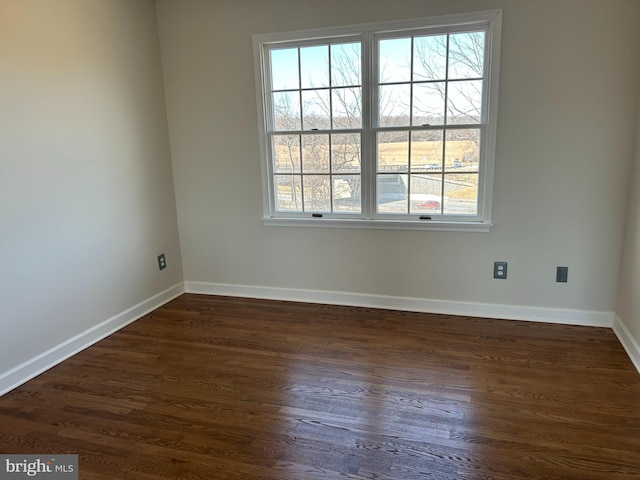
(413, 32), (484, 124)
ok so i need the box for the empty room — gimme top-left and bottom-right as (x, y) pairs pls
(1, 0), (640, 478)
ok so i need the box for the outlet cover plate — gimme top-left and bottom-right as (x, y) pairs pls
(158, 253), (166, 271)
(556, 266), (568, 283)
(494, 261), (507, 279)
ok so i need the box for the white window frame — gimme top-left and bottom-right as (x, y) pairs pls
(253, 10), (502, 232)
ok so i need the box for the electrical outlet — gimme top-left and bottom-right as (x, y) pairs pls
(494, 261), (507, 279)
(158, 253), (166, 271)
(556, 266), (568, 283)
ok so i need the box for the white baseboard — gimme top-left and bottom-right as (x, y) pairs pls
(613, 315), (640, 374)
(185, 281), (614, 328)
(2, 280), (626, 398)
(0, 282), (185, 397)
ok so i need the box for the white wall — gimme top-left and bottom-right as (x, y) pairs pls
(156, 0), (640, 317)
(616, 102), (640, 369)
(0, 0), (183, 382)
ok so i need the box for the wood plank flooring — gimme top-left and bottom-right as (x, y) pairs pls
(1, 294), (640, 479)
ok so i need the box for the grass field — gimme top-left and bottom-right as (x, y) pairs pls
(377, 140), (478, 168)
(274, 140), (478, 168)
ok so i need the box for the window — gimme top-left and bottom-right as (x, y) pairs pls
(253, 10), (502, 231)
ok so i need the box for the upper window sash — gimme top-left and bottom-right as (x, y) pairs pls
(263, 36), (364, 135)
(372, 27), (490, 129)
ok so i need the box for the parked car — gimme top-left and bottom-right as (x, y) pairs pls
(413, 194), (441, 209)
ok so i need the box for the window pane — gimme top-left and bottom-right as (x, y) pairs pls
(303, 175), (331, 212)
(409, 174), (442, 215)
(377, 131), (409, 173)
(272, 135), (300, 173)
(274, 175), (302, 211)
(331, 42), (361, 87)
(379, 37), (411, 83)
(410, 130), (443, 172)
(302, 134), (330, 173)
(302, 89), (331, 130)
(413, 35), (447, 81)
(331, 134), (361, 173)
(447, 80), (482, 125)
(271, 48), (299, 90)
(332, 87), (361, 129)
(445, 129), (480, 172)
(377, 174), (408, 213)
(379, 84), (410, 127)
(413, 82), (446, 126)
(301, 45), (329, 89)
(448, 31), (485, 79)
(333, 175), (361, 213)
(444, 173), (478, 215)
(273, 91), (301, 131)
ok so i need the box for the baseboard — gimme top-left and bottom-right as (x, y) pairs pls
(1, 280), (627, 397)
(184, 281), (614, 328)
(613, 315), (640, 374)
(0, 282), (185, 397)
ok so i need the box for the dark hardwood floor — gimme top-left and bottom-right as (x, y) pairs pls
(1, 294), (640, 479)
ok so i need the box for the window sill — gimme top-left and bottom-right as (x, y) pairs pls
(262, 217), (493, 232)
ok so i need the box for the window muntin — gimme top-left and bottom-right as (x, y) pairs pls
(255, 11), (501, 229)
